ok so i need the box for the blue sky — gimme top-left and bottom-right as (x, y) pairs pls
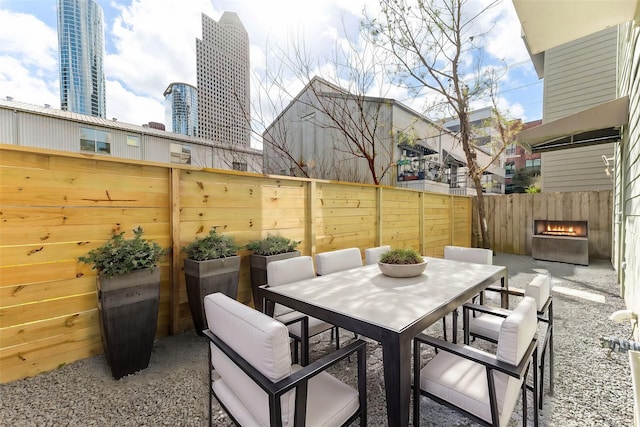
(0, 0), (543, 132)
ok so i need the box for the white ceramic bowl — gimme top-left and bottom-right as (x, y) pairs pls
(377, 260), (427, 278)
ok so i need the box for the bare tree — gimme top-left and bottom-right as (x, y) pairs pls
(248, 29), (398, 185)
(362, 0), (517, 248)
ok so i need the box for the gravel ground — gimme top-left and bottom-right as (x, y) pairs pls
(0, 253), (635, 426)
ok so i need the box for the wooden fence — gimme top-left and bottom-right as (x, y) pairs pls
(0, 145), (472, 383)
(473, 190), (613, 259)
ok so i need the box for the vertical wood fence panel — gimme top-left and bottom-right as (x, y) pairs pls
(0, 145), (471, 383)
(477, 190), (612, 258)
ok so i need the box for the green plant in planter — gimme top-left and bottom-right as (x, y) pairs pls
(78, 226), (167, 277)
(246, 235), (299, 256)
(182, 228), (241, 335)
(379, 248), (424, 264)
(182, 228), (239, 260)
(78, 226), (166, 379)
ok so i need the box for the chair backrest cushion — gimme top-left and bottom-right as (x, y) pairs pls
(267, 256), (316, 286)
(365, 245), (391, 265)
(205, 293), (294, 425)
(315, 247), (363, 275)
(444, 246), (493, 265)
(525, 273), (551, 312)
(496, 296), (537, 366)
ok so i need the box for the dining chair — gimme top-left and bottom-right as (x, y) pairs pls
(441, 245), (494, 342)
(364, 245), (391, 265)
(266, 256), (338, 366)
(315, 247), (363, 275)
(463, 273), (553, 409)
(413, 296), (539, 427)
(203, 292), (368, 427)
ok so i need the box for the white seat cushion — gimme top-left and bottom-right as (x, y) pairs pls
(315, 248), (363, 275)
(420, 351), (510, 425)
(468, 311), (505, 341)
(276, 310), (335, 338)
(291, 365), (360, 427)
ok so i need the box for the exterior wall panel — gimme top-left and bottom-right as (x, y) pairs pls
(544, 27), (618, 122)
(541, 143), (615, 192)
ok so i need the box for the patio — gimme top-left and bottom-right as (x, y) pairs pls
(0, 253), (634, 426)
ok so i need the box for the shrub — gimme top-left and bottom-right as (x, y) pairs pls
(182, 228), (239, 261)
(78, 226), (167, 277)
(378, 248), (424, 264)
(246, 235), (299, 256)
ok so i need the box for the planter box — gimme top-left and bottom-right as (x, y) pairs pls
(97, 267), (160, 379)
(250, 251), (300, 311)
(184, 256), (240, 335)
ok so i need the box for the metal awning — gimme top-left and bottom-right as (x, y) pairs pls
(517, 96), (629, 153)
(442, 149), (466, 167)
(398, 142), (437, 156)
(512, 0), (639, 54)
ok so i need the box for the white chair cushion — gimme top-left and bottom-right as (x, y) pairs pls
(444, 246), (493, 265)
(205, 293), (294, 426)
(267, 256), (316, 286)
(419, 351), (511, 425)
(291, 365), (360, 427)
(525, 274), (551, 312)
(364, 245), (391, 265)
(468, 311), (505, 341)
(276, 310), (335, 338)
(496, 296), (537, 366)
(315, 248), (363, 275)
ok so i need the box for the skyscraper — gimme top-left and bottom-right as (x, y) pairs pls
(164, 82), (198, 137)
(57, 0), (106, 118)
(196, 12), (250, 146)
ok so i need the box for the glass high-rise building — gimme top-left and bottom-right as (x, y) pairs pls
(57, 0), (106, 117)
(196, 12), (250, 146)
(164, 82), (198, 137)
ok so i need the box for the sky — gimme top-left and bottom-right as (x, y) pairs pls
(0, 0), (543, 139)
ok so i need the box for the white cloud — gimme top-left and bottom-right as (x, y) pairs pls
(106, 79), (164, 125)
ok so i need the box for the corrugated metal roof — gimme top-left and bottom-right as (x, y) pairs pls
(0, 99), (261, 154)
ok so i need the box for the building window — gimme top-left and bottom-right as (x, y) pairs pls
(232, 161), (247, 171)
(127, 135), (140, 147)
(80, 127), (111, 154)
(525, 158), (541, 169)
(170, 143), (191, 164)
(505, 162), (515, 176)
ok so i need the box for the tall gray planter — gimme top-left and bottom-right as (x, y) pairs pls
(250, 250), (300, 312)
(184, 256), (241, 335)
(97, 267), (160, 380)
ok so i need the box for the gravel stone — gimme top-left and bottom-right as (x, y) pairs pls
(0, 253), (634, 426)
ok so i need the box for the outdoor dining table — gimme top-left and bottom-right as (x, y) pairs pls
(257, 256), (508, 427)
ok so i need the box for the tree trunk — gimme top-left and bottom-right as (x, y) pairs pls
(473, 176), (491, 249)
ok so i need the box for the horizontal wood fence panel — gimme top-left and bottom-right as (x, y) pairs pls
(477, 190), (612, 259)
(1, 145), (472, 383)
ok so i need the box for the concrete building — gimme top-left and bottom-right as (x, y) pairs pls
(164, 82), (198, 137)
(57, 0), (106, 118)
(196, 12), (250, 146)
(442, 107), (507, 194)
(0, 99), (262, 172)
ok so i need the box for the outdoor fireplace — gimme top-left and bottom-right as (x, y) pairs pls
(532, 220), (588, 265)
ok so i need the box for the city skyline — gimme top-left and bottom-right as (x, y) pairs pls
(0, 0), (543, 146)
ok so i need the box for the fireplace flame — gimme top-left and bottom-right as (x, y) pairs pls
(543, 224), (578, 236)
